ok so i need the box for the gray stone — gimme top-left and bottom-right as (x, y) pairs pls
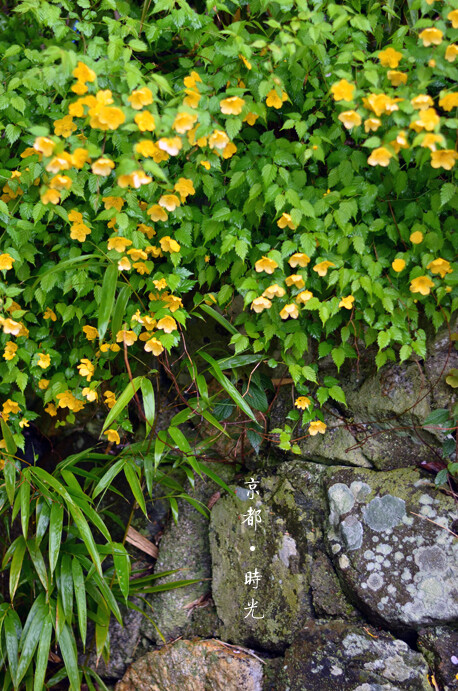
(324, 467), (458, 629)
(264, 621), (430, 690)
(116, 639), (264, 691)
(418, 626), (458, 691)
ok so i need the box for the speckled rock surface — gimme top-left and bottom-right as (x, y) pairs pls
(424, 317), (458, 412)
(210, 469), (325, 651)
(324, 467), (458, 629)
(140, 471), (232, 644)
(264, 621), (431, 690)
(418, 626), (458, 691)
(115, 638), (264, 691)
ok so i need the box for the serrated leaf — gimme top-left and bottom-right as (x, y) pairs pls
(440, 183), (455, 207)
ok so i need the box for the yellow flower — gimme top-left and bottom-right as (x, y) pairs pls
(309, 420), (327, 436)
(183, 71), (202, 88)
(116, 329), (138, 346)
(45, 156), (71, 174)
(92, 106), (125, 131)
(70, 223), (91, 242)
(239, 54), (252, 70)
(57, 391), (84, 412)
(251, 296), (272, 313)
(295, 396), (311, 410)
(410, 231), (423, 244)
(118, 257), (131, 271)
(339, 295), (355, 309)
(330, 79), (355, 101)
(409, 107), (440, 133)
(3, 342), (17, 361)
(364, 118), (382, 133)
(104, 391), (117, 408)
(378, 47), (402, 68)
(104, 429), (120, 444)
(448, 9), (458, 28)
(363, 93), (401, 116)
(419, 28), (443, 47)
(128, 87), (153, 110)
(68, 209), (83, 223)
(173, 111), (198, 133)
(54, 116), (77, 138)
(133, 262), (151, 275)
(44, 308), (57, 321)
(411, 95), (434, 111)
(157, 137), (182, 156)
(266, 89), (288, 108)
(410, 276), (434, 295)
(127, 248), (148, 262)
(392, 258), (406, 272)
(138, 223), (156, 239)
(428, 59), (436, 67)
(49, 175), (72, 190)
(420, 134), (445, 151)
(288, 253), (310, 268)
(102, 196), (124, 212)
(71, 148), (90, 168)
(277, 212), (296, 230)
(82, 387), (98, 402)
(107, 236), (133, 252)
(144, 337), (165, 355)
(45, 403), (57, 417)
(389, 131), (409, 154)
(427, 258), (452, 279)
(159, 194), (180, 212)
(222, 142), (237, 159)
(368, 147), (393, 167)
(125, 170), (152, 189)
(285, 274), (305, 289)
(77, 358), (95, 382)
(259, 285), (283, 300)
(92, 158), (115, 176)
(33, 136), (55, 157)
(2, 399), (20, 416)
(255, 256), (279, 274)
(430, 150), (457, 170)
(153, 278), (168, 290)
(0, 253), (15, 271)
(338, 110), (362, 130)
(163, 294), (183, 312)
(243, 112), (259, 126)
(157, 316), (177, 333)
(82, 325), (99, 341)
(160, 236), (181, 253)
(147, 204), (168, 222)
(200, 160), (211, 170)
(37, 353), (51, 369)
(41, 189), (61, 205)
(279, 303), (299, 319)
(387, 71), (407, 86)
(1, 318), (22, 335)
(38, 379), (49, 390)
(438, 93), (458, 112)
(174, 177), (195, 202)
(209, 130), (230, 150)
(313, 261), (335, 277)
(296, 290), (314, 304)
(183, 88), (201, 108)
(71, 81), (88, 95)
(445, 44), (458, 62)
(73, 61), (96, 83)
(220, 96), (245, 115)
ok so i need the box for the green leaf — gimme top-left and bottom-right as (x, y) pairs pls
(59, 554), (74, 623)
(199, 304), (238, 335)
(328, 385), (347, 405)
(423, 409), (451, 427)
(124, 463), (147, 518)
(111, 285), (132, 337)
(72, 558), (87, 649)
(200, 352), (257, 422)
(66, 503), (103, 577)
(141, 377), (155, 437)
(9, 535), (26, 600)
(92, 458), (125, 499)
(113, 543), (130, 602)
(16, 596), (47, 686)
(33, 614), (52, 691)
(332, 347), (345, 371)
(4, 609), (21, 685)
(27, 540), (48, 592)
(302, 366), (317, 383)
(377, 331), (390, 349)
(101, 376), (142, 432)
(49, 501), (64, 576)
(440, 183), (455, 207)
(98, 263), (118, 342)
(56, 623), (80, 691)
(19, 470), (31, 538)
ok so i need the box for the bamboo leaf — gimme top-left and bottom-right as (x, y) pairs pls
(49, 500), (64, 576)
(140, 377), (155, 436)
(9, 536), (26, 600)
(55, 623), (80, 691)
(33, 614), (52, 691)
(101, 376), (142, 432)
(98, 262), (118, 342)
(200, 352), (257, 422)
(72, 557), (87, 649)
(124, 462), (147, 518)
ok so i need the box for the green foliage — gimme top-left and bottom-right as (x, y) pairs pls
(0, 0), (457, 685)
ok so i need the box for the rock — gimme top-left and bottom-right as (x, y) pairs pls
(140, 468), (233, 644)
(115, 638), (264, 691)
(310, 553), (358, 619)
(264, 621), (431, 690)
(418, 626), (458, 691)
(210, 464), (357, 651)
(424, 318), (458, 412)
(324, 467), (458, 629)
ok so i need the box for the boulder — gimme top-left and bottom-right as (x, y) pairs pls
(324, 467), (458, 629)
(264, 621), (431, 690)
(115, 638), (264, 691)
